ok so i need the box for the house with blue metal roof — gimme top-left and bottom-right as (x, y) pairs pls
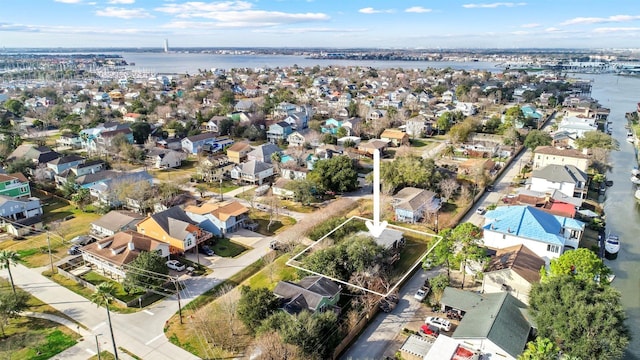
(482, 205), (585, 264)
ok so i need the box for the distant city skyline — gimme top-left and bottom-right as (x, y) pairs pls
(2, 0), (640, 49)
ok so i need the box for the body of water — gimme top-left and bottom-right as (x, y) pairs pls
(119, 52), (500, 74)
(584, 73), (640, 359)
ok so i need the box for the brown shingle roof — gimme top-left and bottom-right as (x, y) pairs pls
(185, 201), (249, 221)
(486, 244), (545, 284)
(534, 146), (589, 159)
(82, 230), (166, 266)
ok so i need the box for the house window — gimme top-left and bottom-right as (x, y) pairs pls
(547, 244), (560, 253)
(185, 239), (193, 248)
(20, 187), (27, 193)
(502, 234), (506, 239)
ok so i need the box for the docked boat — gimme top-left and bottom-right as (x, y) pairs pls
(635, 189), (640, 201)
(632, 167), (640, 176)
(627, 131), (634, 143)
(604, 233), (620, 259)
(631, 175), (640, 184)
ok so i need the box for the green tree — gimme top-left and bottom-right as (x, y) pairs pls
(505, 105), (525, 127)
(484, 115), (502, 134)
(436, 112), (453, 133)
(71, 187), (91, 211)
(90, 282), (120, 360)
(546, 248), (611, 283)
(286, 179), (317, 205)
(0, 290), (28, 337)
(448, 121), (473, 144)
(130, 121), (152, 144)
(523, 130), (552, 151)
(428, 273), (450, 302)
(518, 337), (559, 360)
(574, 131), (620, 151)
(426, 229), (455, 280)
(529, 275), (629, 359)
(237, 286), (280, 333)
(219, 90), (235, 107)
(3, 99), (25, 117)
(307, 155), (358, 193)
(0, 251), (20, 296)
(379, 155), (440, 193)
(451, 223), (484, 289)
(336, 126), (348, 138)
(123, 251), (169, 292)
(5, 158), (33, 176)
(61, 175), (78, 199)
(218, 118), (234, 136)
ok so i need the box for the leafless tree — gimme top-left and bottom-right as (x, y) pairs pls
(250, 331), (302, 360)
(439, 178), (459, 203)
(216, 284), (240, 336)
(460, 184), (472, 203)
(262, 251), (278, 283)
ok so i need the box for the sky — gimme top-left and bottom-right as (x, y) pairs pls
(1, 0), (640, 49)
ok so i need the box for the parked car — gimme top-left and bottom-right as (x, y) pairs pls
(70, 235), (94, 246)
(199, 245), (215, 256)
(476, 207), (486, 215)
(419, 324), (440, 338)
(67, 244), (82, 255)
(414, 288), (428, 302)
(425, 316), (451, 332)
(166, 260), (186, 272)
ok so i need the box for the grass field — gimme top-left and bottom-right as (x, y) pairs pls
(210, 238), (248, 258)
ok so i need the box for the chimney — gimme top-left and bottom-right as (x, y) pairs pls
(128, 242), (135, 250)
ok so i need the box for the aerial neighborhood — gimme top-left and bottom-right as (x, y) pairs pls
(0, 55), (628, 360)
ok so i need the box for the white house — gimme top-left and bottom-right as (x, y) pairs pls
(529, 164), (588, 200)
(557, 116), (598, 138)
(482, 205), (585, 264)
(532, 146), (590, 172)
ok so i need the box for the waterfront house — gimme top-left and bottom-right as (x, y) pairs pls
(392, 187), (440, 223)
(0, 173), (31, 199)
(185, 201), (250, 236)
(482, 244), (545, 305)
(483, 205), (585, 263)
(428, 289), (532, 360)
(529, 164), (588, 200)
(532, 146), (590, 172)
(90, 210), (146, 238)
(226, 142), (252, 164)
(81, 230), (170, 282)
(181, 132), (218, 155)
(136, 206), (213, 254)
(273, 276), (341, 315)
(557, 116), (598, 138)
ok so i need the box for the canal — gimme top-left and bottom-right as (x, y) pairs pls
(586, 73), (640, 359)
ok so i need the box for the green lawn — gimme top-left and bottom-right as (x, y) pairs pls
(392, 233), (435, 279)
(246, 254), (298, 290)
(210, 238), (249, 258)
(250, 212), (296, 236)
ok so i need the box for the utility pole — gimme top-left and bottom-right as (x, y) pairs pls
(219, 178), (223, 201)
(46, 232), (54, 273)
(174, 280), (183, 324)
(95, 334), (102, 360)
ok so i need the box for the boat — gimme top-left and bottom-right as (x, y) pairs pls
(604, 233), (620, 259)
(636, 189), (640, 201)
(630, 175), (640, 185)
(632, 167), (640, 176)
(627, 131), (635, 143)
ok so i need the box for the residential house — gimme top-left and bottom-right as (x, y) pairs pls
(226, 142), (252, 164)
(87, 171), (154, 206)
(380, 129), (409, 147)
(9, 145), (60, 165)
(96, 127), (134, 151)
(483, 205), (585, 263)
(357, 139), (389, 156)
(81, 230), (170, 281)
(287, 131), (307, 147)
(532, 146), (590, 172)
(46, 155), (85, 175)
(321, 118), (343, 135)
(234, 99), (255, 112)
(197, 155), (234, 182)
(0, 195), (43, 222)
(247, 143), (282, 164)
(530, 164), (589, 200)
(266, 121), (293, 143)
(272, 178), (294, 199)
(557, 116), (598, 138)
(122, 113), (142, 122)
(3, 215), (43, 237)
(0, 173), (31, 198)
(441, 90), (456, 103)
(341, 117), (362, 136)
(405, 117), (432, 137)
(482, 244), (545, 305)
(147, 149), (186, 169)
(337, 136), (361, 147)
(136, 206), (213, 254)
(283, 111), (310, 130)
(428, 289), (533, 360)
(185, 201), (250, 236)
(280, 166), (308, 181)
(181, 132), (218, 155)
(392, 187), (441, 223)
(273, 276), (341, 315)
(520, 105), (543, 127)
(56, 133), (82, 148)
(90, 210), (146, 238)
(71, 102), (88, 115)
(229, 160), (274, 185)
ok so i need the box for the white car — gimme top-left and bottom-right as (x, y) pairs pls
(425, 316), (451, 332)
(476, 207), (486, 215)
(166, 260), (186, 272)
(414, 289), (428, 302)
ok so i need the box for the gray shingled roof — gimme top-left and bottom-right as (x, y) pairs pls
(532, 164), (587, 184)
(394, 187), (438, 212)
(150, 206), (198, 236)
(91, 210), (145, 233)
(242, 160), (272, 175)
(273, 276), (340, 314)
(447, 290), (532, 359)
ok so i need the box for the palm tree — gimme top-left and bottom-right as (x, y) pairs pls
(91, 282), (119, 360)
(0, 251), (20, 296)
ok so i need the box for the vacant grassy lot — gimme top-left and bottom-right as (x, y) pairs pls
(246, 254), (298, 290)
(250, 211), (296, 236)
(0, 284), (80, 359)
(149, 159), (198, 182)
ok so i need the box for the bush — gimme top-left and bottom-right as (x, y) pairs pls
(307, 217), (366, 241)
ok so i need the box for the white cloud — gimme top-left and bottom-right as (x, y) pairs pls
(358, 7), (395, 14)
(521, 23), (539, 28)
(405, 6), (432, 14)
(253, 27), (367, 34)
(544, 27), (562, 33)
(561, 15), (640, 26)
(54, 0), (83, 3)
(108, 0), (135, 4)
(462, 2), (526, 9)
(592, 27), (640, 33)
(95, 7), (154, 19)
(155, 1), (254, 15)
